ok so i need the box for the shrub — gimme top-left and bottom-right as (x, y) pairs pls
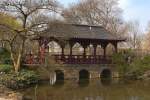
(113, 52), (150, 79)
(0, 69), (39, 89)
(112, 53), (129, 77)
(0, 48), (11, 64)
(128, 56), (150, 78)
(17, 69), (39, 85)
(0, 65), (12, 73)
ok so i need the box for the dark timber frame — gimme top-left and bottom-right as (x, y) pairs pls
(25, 24), (125, 64)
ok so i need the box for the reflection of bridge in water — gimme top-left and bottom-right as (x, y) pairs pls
(23, 79), (146, 100)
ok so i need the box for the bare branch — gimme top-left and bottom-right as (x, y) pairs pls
(0, 0), (60, 72)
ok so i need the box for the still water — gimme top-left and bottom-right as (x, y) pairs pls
(22, 79), (150, 100)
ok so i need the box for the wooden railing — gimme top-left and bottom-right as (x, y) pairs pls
(24, 54), (112, 65)
(24, 54), (41, 64)
(53, 55), (112, 64)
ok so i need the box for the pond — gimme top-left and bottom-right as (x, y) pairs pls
(21, 79), (150, 100)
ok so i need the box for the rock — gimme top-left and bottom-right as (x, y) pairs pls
(0, 85), (23, 100)
(23, 95), (33, 100)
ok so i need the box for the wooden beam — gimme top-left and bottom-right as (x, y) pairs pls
(112, 42), (118, 53)
(103, 46), (106, 58)
(93, 44), (97, 56)
(101, 42), (108, 58)
(83, 47), (86, 57)
(115, 43), (118, 53)
(69, 41), (74, 56)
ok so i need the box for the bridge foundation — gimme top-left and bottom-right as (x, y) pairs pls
(62, 64), (118, 80)
(29, 64), (119, 81)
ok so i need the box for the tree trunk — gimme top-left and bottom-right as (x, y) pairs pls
(10, 38), (25, 72)
(10, 51), (22, 72)
(14, 52), (22, 72)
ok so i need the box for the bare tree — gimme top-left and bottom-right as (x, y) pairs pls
(125, 21), (143, 49)
(62, 0), (123, 35)
(0, 0), (60, 72)
(143, 22), (150, 50)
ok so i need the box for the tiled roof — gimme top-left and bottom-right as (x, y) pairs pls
(39, 24), (125, 41)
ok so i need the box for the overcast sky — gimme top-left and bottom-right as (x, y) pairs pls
(58, 0), (150, 32)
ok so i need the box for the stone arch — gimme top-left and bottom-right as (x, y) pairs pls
(79, 69), (90, 80)
(100, 69), (112, 86)
(100, 69), (112, 78)
(55, 70), (64, 81)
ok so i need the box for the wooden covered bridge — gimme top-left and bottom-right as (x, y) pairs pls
(25, 24), (125, 65)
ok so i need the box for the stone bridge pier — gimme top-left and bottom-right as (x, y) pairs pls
(26, 64), (119, 85)
(56, 64), (119, 80)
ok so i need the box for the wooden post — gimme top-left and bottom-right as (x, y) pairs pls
(93, 44), (97, 56)
(101, 43), (108, 58)
(93, 44), (97, 63)
(69, 42), (73, 63)
(83, 47), (86, 63)
(103, 46), (106, 58)
(114, 42), (118, 53)
(61, 46), (65, 56)
(69, 42), (74, 56)
(70, 46), (73, 55)
(60, 46), (65, 62)
(82, 44), (88, 64)
(38, 40), (41, 55)
(83, 47), (86, 57)
(40, 45), (46, 64)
